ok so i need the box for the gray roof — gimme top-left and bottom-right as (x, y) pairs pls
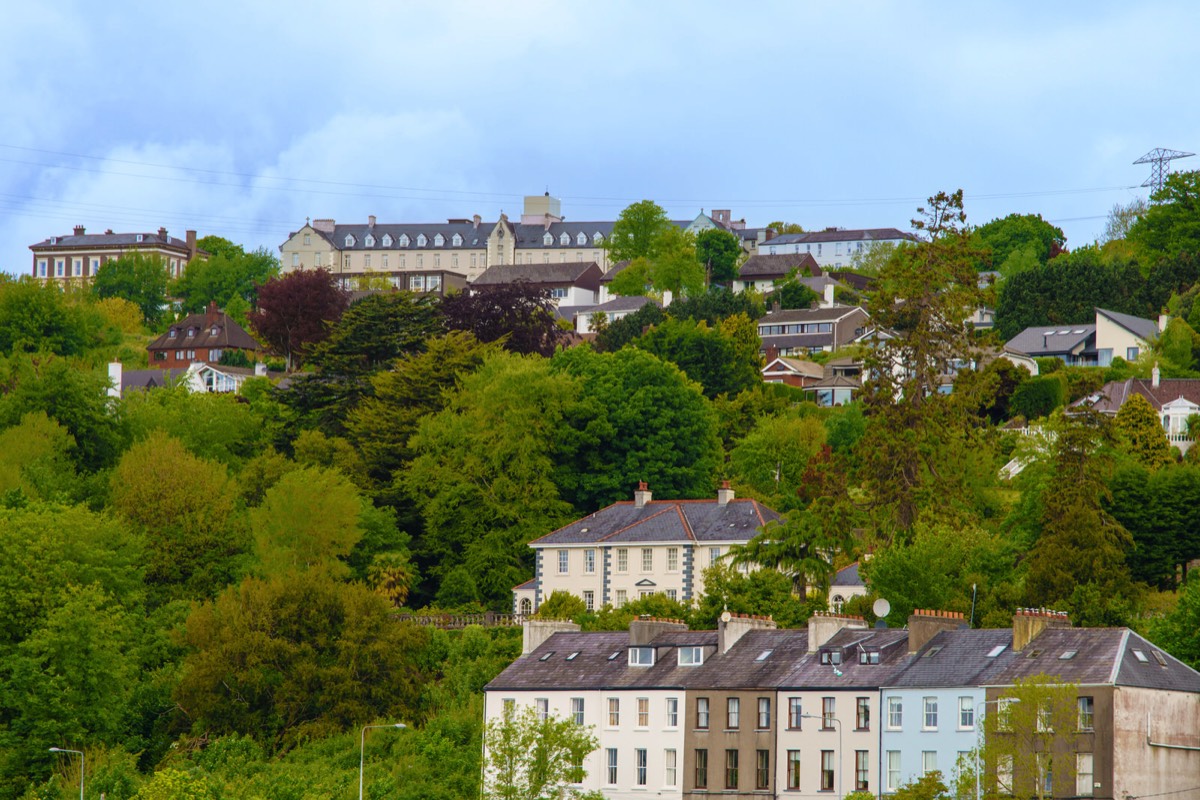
(148, 309), (262, 353)
(118, 367), (189, 395)
(757, 306), (866, 325)
(1096, 308), (1158, 341)
(887, 628), (1016, 689)
(680, 629), (812, 690)
(599, 259), (631, 284)
(473, 261), (603, 287)
(530, 497), (781, 547)
(768, 228), (916, 246)
(319, 221), (491, 251)
(779, 628), (911, 689)
(739, 253), (822, 279)
(590, 295), (657, 314)
(1073, 377), (1200, 415)
(1005, 324), (1096, 357)
(831, 562), (863, 587)
(31, 230), (199, 253)
(511, 222), (617, 249)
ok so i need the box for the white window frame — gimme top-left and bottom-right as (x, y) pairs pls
(959, 696), (975, 729)
(584, 549), (595, 574)
(679, 646), (704, 666)
(535, 697), (549, 721)
(607, 697), (620, 727)
(665, 749), (677, 787)
(726, 697), (740, 730)
(641, 548), (653, 572)
(666, 697), (679, 728)
(886, 750), (901, 792)
(637, 697), (650, 728)
(583, 590), (594, 611)
(757, 697), (771, 730)
(667, 547), (679, 571)
(635, 748), (647, 786)
(571, 697), (584, 725)
(617, 548), (628, 573)
(887, 696), (902, 729)
(923, 697), (938, 730)
(629, 646), (654, 667)
(1076, 752), (1094, 797)
(921, 750), (937, 776)
(606, 748), (618, 785)
(557, 550), (569, 574)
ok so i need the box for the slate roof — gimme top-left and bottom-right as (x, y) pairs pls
(762, 357), (824, 379)
(117, 368), (189, 395)
(1097, 307), (1158, 341)
(887, 628), (1016, 688)
(1006, 324), (1096, 357)
(1075, 377), (1200, 415)
(779, 628), (910, 689)
(757, 306), (865, 325)
(739, 253), (823, 279)
(473, 261), (603, 288)
(511, 221), (617, 249)
(680, 629), (811, 690)
(768, 228), (917, 246)
(147, 309), (261, 353)
(590, 295), (657, 314)
(827, 270), (874, 292)
(30, 230), (200, 253)
(831, 562), (863, 588)
(530, 496), (780, 547)
(316, 221), (491, 251)
(806, 374), (862, 391)
(512, 578), (536, 591)
(600, 260), (632, 284)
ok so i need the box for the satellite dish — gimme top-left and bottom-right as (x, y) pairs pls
(873, 598), (892, 618)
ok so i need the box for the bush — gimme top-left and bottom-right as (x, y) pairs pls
(1009, 373), (1067, 420)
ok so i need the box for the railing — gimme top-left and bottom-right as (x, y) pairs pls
(393, 612), (526, 629)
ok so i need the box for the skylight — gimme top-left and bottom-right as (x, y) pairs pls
(1133, 649), (1148, 663)
(755, 649), (774, 662)
(1059, 650), (1077, 660)
(607, 651), (621, 661)
(1152, 651), (1168, 667)
(986, 645), (1007, 657)
(566, 652), (579, 661)
(923, 646), (944, 658)
(539, 651), (555, 662)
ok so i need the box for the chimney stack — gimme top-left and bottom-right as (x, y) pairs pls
(105, 229), (114, 235)
(907, 609), (966, 654)
(764, 228), (777, 242)
(823, 282), (835, 308)
(808, 611), (868, 653)
(473, 214), (481, 230)
(1152, 363), (1161, 388)
(205, 301), (219, 326)
(254, 362), (268, 377)
(634, 481), (652, 509)
(73, 225), (85, 236)
(158, 227), (168, 239)
(719, 611), (775, 653)
(107, 361), (123, 400)
(630, 615), (688, 646)
(717, 480), (735, 506)
(522, 618), (580, 655)
(368, 215), (376, 228)
(186, 229), (197, 260)
(1012, 608), (1070, 651)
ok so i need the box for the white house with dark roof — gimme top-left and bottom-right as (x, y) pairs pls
(575, 295), (659, 335)
(522, 482), (780, 614)
(1006, 308), (1161, 368)
(473, 260), (603, 307)
(757, 306), (871, 357)
(762, 228), (917, 268)
(828, 562), (869, 612)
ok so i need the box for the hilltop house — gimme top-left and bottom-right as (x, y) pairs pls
(146, 302), (261, 370)
(1006, 309), (1161, 367)
(30, 226), (205, 284)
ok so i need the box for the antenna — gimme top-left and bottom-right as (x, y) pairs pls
(1134, 148), (1195, 196)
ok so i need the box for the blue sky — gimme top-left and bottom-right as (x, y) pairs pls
(2, 1), (1198, 275)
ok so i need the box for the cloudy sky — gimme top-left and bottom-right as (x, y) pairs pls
(2, 1), (1198, 274)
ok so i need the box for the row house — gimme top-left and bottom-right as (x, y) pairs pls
(514, 482), (780, 616)
(29, 226), (204, 283)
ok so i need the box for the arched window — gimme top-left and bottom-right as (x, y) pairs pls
(831, 594), (846, 614)
(452, 233), (463, 246)
(382, 234), (393, 247)
(520, 598), (532, 615)
(576, 232), (587, 246)
(344, 234), (356, 247)
(434, 233), (445, 247)
(543, 232), (554, 246)
(559, 232), (570, 246)
(399, 234), (410, 247)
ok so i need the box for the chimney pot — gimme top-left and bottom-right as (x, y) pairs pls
(1152, 363), (1161, 388)
(73, 225), (85, 236)
(717, 481), (735, 506)
(159, 227), (167, 239)
(634, 482), (652, 508)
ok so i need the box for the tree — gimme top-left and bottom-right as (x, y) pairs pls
(979, 676), (1080, 800)
(891, 771), (949, 800)
(605, 200), (676, 264)
(631, 316), (760, 399)
(1149, 576), (1200, 670)
(690, 563), (817, 628)
(0, 412), (76, 502)
(645, 225), (704, 297)
(695, 228), (742, 285)
(666, 289), (765, 326)
(592, 301), (665, 352)
(1128, 171), (1200, 259)
(849, 241), (901, 276)
(309, 291), (444, 377)
(973, 213), (1065, 269)
(1114, 392), (1174, 469)
(482, 705), (600, 800)
(728, 413), (827, 502)
(767, 221), (805, 234)
(1102, 197), (1147, 243)
(121, 385), (266, 468)
(172, 237), (280, 313)
(533, 591), (587, 620)
(251, 466), (365, 579)
(442, 282), (566, 358)
(91, 252), (169, 323)
(775, 270), (821, 309)
(0, 277), (93, 356)
(248, 268), (348, 370)
(551, 347), (723, 511)
(731, 510), (840, 599)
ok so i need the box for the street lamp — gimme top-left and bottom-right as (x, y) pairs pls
(974, 698), (1009, 800)
(800, 712), (843, 800)
(48, 747), (84, 800)
(359, 722), (406, 800)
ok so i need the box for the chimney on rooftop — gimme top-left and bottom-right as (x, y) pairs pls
(73, 225), (85, 236)
(186, 230), (197, 260)
(1012, 608), (1071, 652)
(205, 301), (219, 326)
(105, 229), (114, 235)
(630, 615), (688, 646)
(107, 361), (122, 400)
(807, 611), (868, 653)
(719, 611), (775, 653)
(522, 618), (581, 655)
(717, 480), (735, 506)
(907, 609), (967, 654)
(158, 227), (168, 239)
(473, 214), (481, 230)
(764, 228), (776, 242)
(368, 215), (376, 229)
(634, 481), (652, 509)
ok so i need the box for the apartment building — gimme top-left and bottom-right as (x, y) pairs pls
(30, 226), (203, 283)
(761, 228), (917, 269)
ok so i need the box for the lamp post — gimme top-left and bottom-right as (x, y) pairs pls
(48, 747), (84, 800)
(800, 712), (843, 800)
(359, 722), (406, 800)
(974, 698), (1005, 800)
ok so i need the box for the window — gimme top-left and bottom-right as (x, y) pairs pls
(629, 646), (654, 666)
(637, 697), (649, 727)
(1078, 696), (1094, 731)
(344, 234), (355, 247)
(859, 647), (880, 664)
(1077, 753), (1094, 797)
(758, 698), (771, 729)
(666, 589), (677, 601)
(558, 550), (569, 574)
(635, 748), (647, 786)
(502, 697), (515, 715)
(571, 697), (584, 725)
(607, 748), (618, 785)
(819, 649), (843, 665)
(727, 697), (740, 729)
(665, 748), (677, 786)
(756, 649), (774, 662)
(615, 589), (627, 607)
(584, 549), (595, 573)
(549, 287), (568, 299)
(998, 698), (1016, 731)
(997, 755), (1013, 794)
(666, 697), (679, 727)
(856, 697), (870, 730)
(725, 749), (739, 790)
(1128, 346), (1140, 361)
(856, 750), (869, 791)
(209, 349), (223, 361)
(1037, 703), (1053, 732)
(789, 697), (803, 729)
(1040, 753), (1053, 795)
(37, 258), (47, 277)
(72, 257), (82, 276)
(560, 232), (570, 246)
(888, 697), (902, 729)
(543, 232), (554, 246)
(608, 697), (620, 726)
(583, 590), (594, 611)
(959, 696), (975, 729)
(641, 548), (653, 571)
(821, 750), (835, 791)
(55, 258), (65, 277)
(922, 750), (937, 776)
(617, 548), (628, 572)
(709, 546), (721, 565)
(886, 751), (901, 792)
(667, 547), (679, 571)
(787, 750), (802, 789)
(90, 258), (99, 274)
(695, 749), (708, 789)
(679, 646), (703, 666)
(822, 697), (835, 729)
(344, 254), (351, 268)
(452, 233), (462, 246)
(303, 233), (311, 245)
(535, 698), (549, 721)
(923, 697), (938, 730)
(382, 253), (389, 268)
(696, 697), (710, 729)
(576, 232), (587, 246)
(417, 234), (427, 247)
(756, 750), (770, 790)
(315, 252), (322, 266)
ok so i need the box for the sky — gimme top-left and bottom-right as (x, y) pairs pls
(2, 0), (1198, 275)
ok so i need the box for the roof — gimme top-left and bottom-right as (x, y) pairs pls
(1096, 308), (1158, 341)
(512, 578), (536, 591)
(806, 374), (863, 391)
(147, 308), (262, 353)
(311, 220), (491, 251)
(757, 305), (867, 325)
(827, 270), (874, 292)
(887, 628), (1016, 688)
(599, 259), (632, 284)
(30, 230), (201, 254)
(588, 295), (658, 314)
(768, 228), (917, 246)
(762, 357), (824, 379)
(779, 628), (911, 689)
(680, 629), (812, 689)
(511, 221), (618, 249)
(117, 367), (189, 395)
(473, 261), (603, 288)
(1005, 324), (1096, 357)
(831, 562), (864, 587)
(530, 496), (781, 547)
(1075, 377), (1200, 415)
(739, 253), (823, 279)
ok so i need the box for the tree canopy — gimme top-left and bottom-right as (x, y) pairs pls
(248, 268), (348, 369)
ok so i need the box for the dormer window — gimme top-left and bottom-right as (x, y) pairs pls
(210, 326), (219, 336)
(168, 329), (177, 339)
(576, 232), (587, 246)
(593, 232), (604, 244)
(381, 234), (393, 247)
(559, 232), (570, 246)
(819, 648), (843, 666)
(417, 234), (428, 247)
(186, 327), (196, 338)
(678, 646), (704, 666)
(399, 234), (410, 247)
(434, 233), (445, 247)
(452, 233), (463, 246)
(135, 234), (144, 242)
(543, 232), (554, 246)
(364, 234), (375, 248)
(859, 648), (881, 665)
(344, 234), (356, 247)
(629, 646), (654, 666)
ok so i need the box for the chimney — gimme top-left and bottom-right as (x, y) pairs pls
(205, 301), (219, 326)
(186, 229), (197, 260)
(473, 214), (481, 230)
(765, 344), (780, 363)
(522, 618), (581, 655)
(764, 228), (777, 242)
(368, 215), (376, 229)
(254, 362), (268, 377)
(107, 361), (123, 400)
(630, 615), (688, 646)
(808, 612), (868, 653)
(73, 225), (85, 236)
(105, 229), (114, 235)
(1012, 608), (1071, 652)
(1159, 314), (1170, 333)
(772, 301), (781, 313)
(713, 209), (731, 227)
(158, 227), (168, 239)
(717, 480), (735, 506)
(823, 282), (835, 308)
(719, 611), (776, 653)
(1152, 363), (1161, 388)
(313, 219), (336, 233)
(634, 481), (652, 508)
(907, 609), (966, 654)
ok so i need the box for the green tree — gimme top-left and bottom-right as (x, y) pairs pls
(979, 676), (1080, 800)
(0, 277), (93, 356)
(767, 221), (805, 234)
(973, 213), (1065, 268)
(775, 269), (821, 310)
(121, 386), (266, 468)
(0, 412), (76, 501)
(695, 227), (742, 284)
(690, 564), (817, 628)
(1128, 171), (1200, 259)
(849, 240), (901, 276)
(1114, 392), (1174, 469)
(1102, 197), (1147, 244)
(1156, 316), (1200, 375)
(728, 413), (826, 502)
(605, 200), (676, 264)
(310, 291), (443, 378)
(534, 591), (587, 620)
(482, 705), (600, 800)
(631, 316), (760, 399)
(1149, 576), (1200, 670)
(172, 238), (280, 313)
(592, 302), (665, 352)
(251, 466), (365, 579)
(91, 251), (169, 323)
(892, 771), (949, 800)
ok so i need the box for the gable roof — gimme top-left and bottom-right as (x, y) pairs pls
(768, 228), (917, 246)
(1074, 377), (1200, 415)
(588, 295), (658, 314)
(739, 253), (823, 279)
(887, 628), (1016, 689)
(147, 308), (261, 353)
(680, 629), (811, 689)
(757, 305), (867, 325)
(473, 261), (603, 288)
(779, 628), (910, 689)
(831, 562), (864, 587)
(116, 367), (189, 396)
(530, 496), (780, 547)
(1005, 324), (1095, 357)
(1096, 307), (1158, 341)
(762, 357), (824, 380)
